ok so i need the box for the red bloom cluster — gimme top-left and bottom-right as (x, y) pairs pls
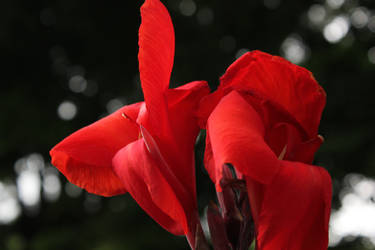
(199, 51), (331, 249)
(50, 0), (332, 249)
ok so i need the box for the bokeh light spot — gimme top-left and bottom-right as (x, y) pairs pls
(351, 7), (369, 29)
(330, 174), (375, 246)
(42, 167), (61, 202)
(0, 182), (21, 225)
(57, 101), (77, 120)
(17, 169), (41, 208)
(326, 0), (345, 9)
(14, 154), (45, 211)
(281, 34), (309, 64)
(69, 75), (87, 93)
(106, 98), (126, 114)
(179, 0), (196, 17)
(323, 16), (350, 43)
(308, 4), (326, 25)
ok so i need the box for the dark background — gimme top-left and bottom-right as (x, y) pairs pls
(1, 0), (375, 249)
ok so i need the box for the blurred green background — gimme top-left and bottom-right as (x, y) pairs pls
(1, 0), (375, 249)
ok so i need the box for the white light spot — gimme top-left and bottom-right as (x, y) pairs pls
(323, 16), (350, 43)
(326, 0), (345, 9)
(329, 174), (375, 246)
(69, 75), (87, 93)
(235, 48), (249, 59)
(17, 169), (41, 207)
(28, 153), (44, 171)
(281, 34), (309, 64)
(219, 36), (236, 53)
(351, 7), (369, 29)
(368, 47), (375, 64)
(179, 0), (196, 16)
(106, 98), (126, 114)
(14, 154), (45, 208)
(308, 4), (326, 25)
(197, 7), (214, 26)
(14, 154), (44, 175)
(354, 179), (375, 200)
(14, 158), (27, 175)
(65, 182), (82, 198)
(0, 182), (21, 224)
(42, 167), (61, 202)
(57, 101), (77, 120)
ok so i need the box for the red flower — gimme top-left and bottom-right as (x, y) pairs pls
(199, 51), (332, 249)
(50, 0), (209, 247)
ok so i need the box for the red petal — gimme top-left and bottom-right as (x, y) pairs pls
(135, 81), (209, 201)
(220, 51), (326, 137)
(291, 135), (324, 163)
(112, 139), (189, 236)
(206, 90), (279, 188)
(197, 87), (225, 129)
(246, 161), (332, 250)
(164, 81), (210, 194)
(50, 102), (142, 197)
(138, 0), (175, 138)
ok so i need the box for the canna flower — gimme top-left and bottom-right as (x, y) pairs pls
(50, 0), (209, 247)
(199, 51), (332, 250)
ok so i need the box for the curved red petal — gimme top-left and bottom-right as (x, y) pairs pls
(138, 0), (175, 138)
(112, 139), (189, 236)
(50, 102), (142, 197)
(246, 161), (332, 250)
(220, 50), (326, 137)
(197, 87), (225, 129)
(164, 81), (210, 194)
(206, 91), (280, 188)
(265, 122), (323, 163)
(291, 135), (324, 163)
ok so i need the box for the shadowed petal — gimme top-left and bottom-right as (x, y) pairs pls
(50, 102), (142, 197)
(265, 122), (323, 163)
(164, 80), (210, 194)
(206, 91), (279, 189)
(246, 161), (332, 250)
(220, 51), (326, 137)
(112, 139), (188, 235)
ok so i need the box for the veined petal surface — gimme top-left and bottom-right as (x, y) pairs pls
(138, 0), (175, 138)
(50, 102), (142, 196)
